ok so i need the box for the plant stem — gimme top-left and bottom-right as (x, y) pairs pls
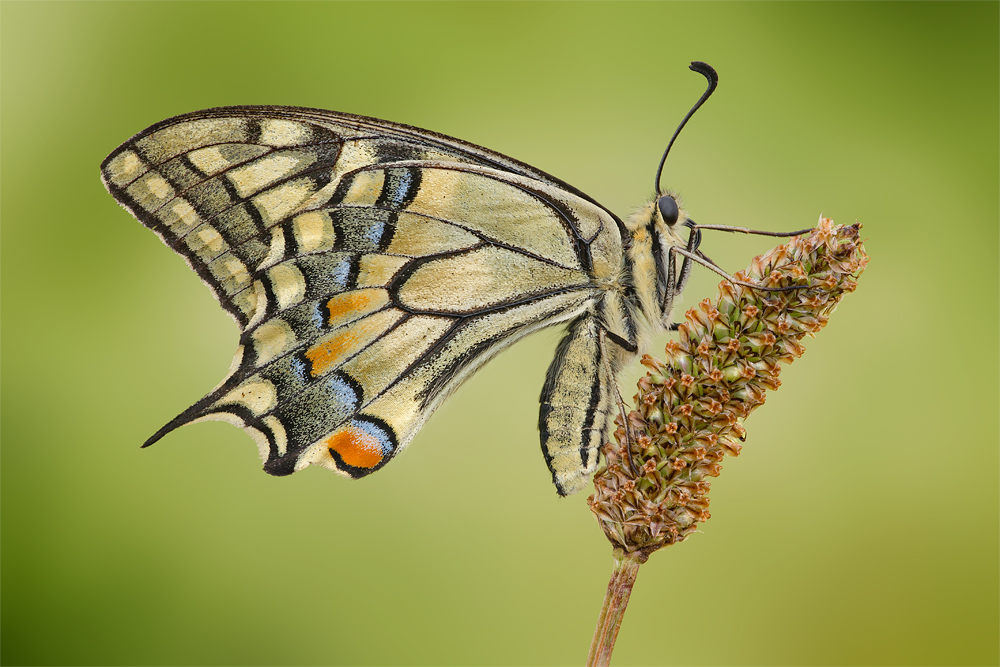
(586, 550), (645, 666)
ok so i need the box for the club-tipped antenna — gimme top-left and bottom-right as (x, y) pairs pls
(654, 61), (719, 195)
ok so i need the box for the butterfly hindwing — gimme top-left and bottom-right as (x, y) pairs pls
(539, 313), (618, 495)
(102, 107), (634, 489)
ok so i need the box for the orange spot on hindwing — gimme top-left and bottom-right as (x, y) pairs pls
(304, 303), (396, 377)
(324, 289), (389, 329)
(324, 419), (395, 475)
(305, 329), (358, 376)
(327, 291), (372, 322)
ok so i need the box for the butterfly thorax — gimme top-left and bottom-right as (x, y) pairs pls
(623, 196), (689, 340)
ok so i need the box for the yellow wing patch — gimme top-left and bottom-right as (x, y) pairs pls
(292, 211), (337, 253)
(406, 168), (583, 270)
(385, 213), (479, 257)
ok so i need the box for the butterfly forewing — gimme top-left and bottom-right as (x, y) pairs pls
(102, 107), (638, 492)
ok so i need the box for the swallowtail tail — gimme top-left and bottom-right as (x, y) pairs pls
(102, 62), (797, 495)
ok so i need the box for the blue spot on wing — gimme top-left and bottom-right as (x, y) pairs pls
(291, 354), (310, 383)
(329, 373), (362, 409)
(311, 301), (326, 329)
(366, 221), (385, 247)
(387, 170), (414, 208)
(330, 257), (352, 288)
(352, 418), (395, 456)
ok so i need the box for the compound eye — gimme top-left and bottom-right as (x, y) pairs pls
(657, 195), (679, 226)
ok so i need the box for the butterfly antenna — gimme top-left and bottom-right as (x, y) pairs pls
(673, 247), (810, 292)
(654, 61), (719, 195)
(694, 223), (814, 238)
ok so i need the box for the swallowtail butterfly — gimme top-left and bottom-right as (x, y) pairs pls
(102, 62), (801, 495)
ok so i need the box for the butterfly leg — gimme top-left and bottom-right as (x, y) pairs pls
(538, 314), (616, 496)
(675, 221), (702, 296)
(661, 222), (703, 330)
(598, 329), (644, 479)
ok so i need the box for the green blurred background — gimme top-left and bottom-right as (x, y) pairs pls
(2, 2), (997, 665)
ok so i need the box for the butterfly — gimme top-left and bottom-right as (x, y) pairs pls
(102, 61), (802, 496)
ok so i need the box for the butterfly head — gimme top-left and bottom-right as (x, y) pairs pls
(657, 193), (680, 227)
(625, 191), (688, 237)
